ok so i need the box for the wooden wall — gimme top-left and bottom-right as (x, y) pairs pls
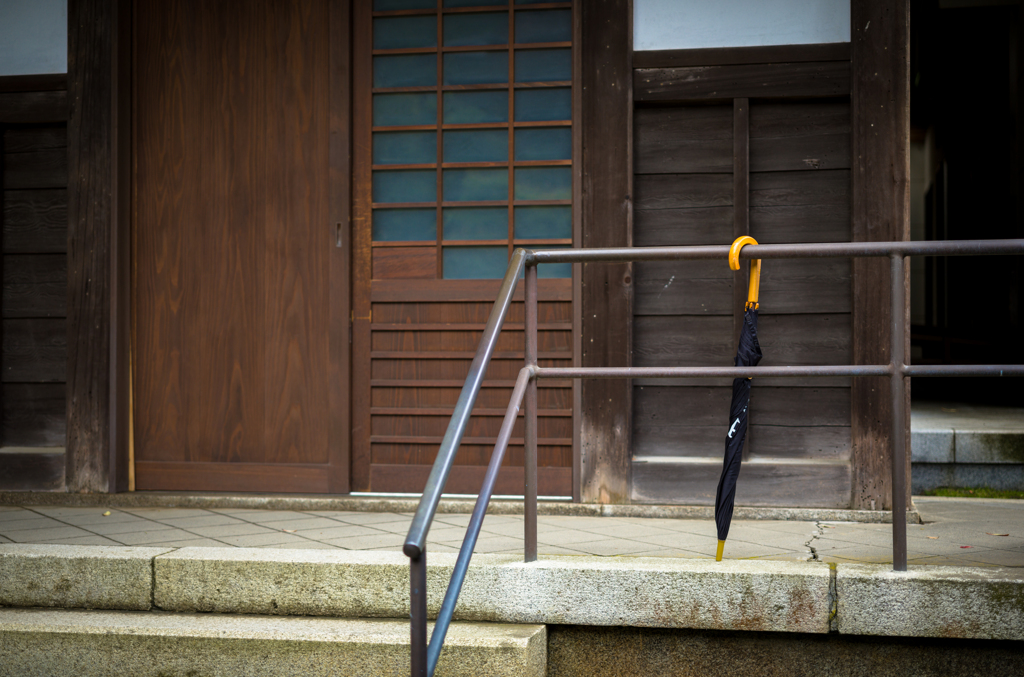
(0, 74), (69, 491)
(630, 45), (855, 507)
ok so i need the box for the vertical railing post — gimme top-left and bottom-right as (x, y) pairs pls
(410, 549), (428, 677)
(524, 260), (538, 562)
(890, 253), (908, 571)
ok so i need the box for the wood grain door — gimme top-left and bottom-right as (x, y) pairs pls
(132, 0), (350, 493)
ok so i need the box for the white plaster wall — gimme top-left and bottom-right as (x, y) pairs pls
(0, 0), (67, 76)
(635, 0), (850, 51)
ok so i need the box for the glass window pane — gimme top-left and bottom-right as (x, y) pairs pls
(514, 48), (571, 82)
(374, 93), (437, 126)
(374, 208), (437, 241)
(514, 0), (554, 4)
(443, 52), (508, 85)
(443, 168), (508, 202)
(443, 246), (508, 279)
(536, 245), (571, 278)
(374, 16), (437, 49)
(374, 131), (437, 165)
(514, 205), (571, 239)
(444, 12), (507, 47)
(444, 207), (508, 240)
(514, 127), (570, 161)
(375, 0), (436, 9)
(445, 0), (507, 6)
(374, 169), (437, 203)
(444, 130), (508, 163)
(515, 10), (571, 43)
(375, 54), (437, 88)
(443, 91), (508, 124)
(514, 167), (570, 200)
(514, 88), (571, 121)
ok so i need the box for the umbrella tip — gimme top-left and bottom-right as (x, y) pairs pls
(716, 540), (725, 562)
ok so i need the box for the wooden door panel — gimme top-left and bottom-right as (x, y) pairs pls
(133, 0), (344, 492)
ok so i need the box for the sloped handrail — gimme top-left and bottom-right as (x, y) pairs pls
(405, 239), (1024, 677)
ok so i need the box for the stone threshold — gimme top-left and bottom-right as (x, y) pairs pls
(2, 543), (1021, 641)
(0, 491), (922, 524)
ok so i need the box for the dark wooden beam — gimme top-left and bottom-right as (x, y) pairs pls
(580, 0), (632, 504)
(0, 450), (65, 491)
(328, 0), (352, 494)
(850, 0), (910, 510)
(0, 74), (68, 93)
(633, 42), (851, 69)
(635, 61), (850, 103)
(66, 0), (131, 492)
(0, 91), (67, 124)
(732, 97), (749, 346)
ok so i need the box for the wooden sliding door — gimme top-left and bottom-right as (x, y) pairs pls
(350, 1), (576, 495)
(132, 0), (350, 493)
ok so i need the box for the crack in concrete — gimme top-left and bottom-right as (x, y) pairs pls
(805, 521), (824, 562)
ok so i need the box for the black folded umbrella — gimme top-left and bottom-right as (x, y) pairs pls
(716, 237), (763, 562)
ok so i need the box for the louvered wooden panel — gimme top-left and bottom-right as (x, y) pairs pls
(356, 294), (574, 495)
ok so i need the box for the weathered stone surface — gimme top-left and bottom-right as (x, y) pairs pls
(837, 564), (1024, 640)
(547, 625), (1024, 677)
(0, 544), (169, 611)
(0, 608), (545, 677)
(155, 548), (832, 634)
(911, 430), (954, 463)
(0, 491), (918, 523)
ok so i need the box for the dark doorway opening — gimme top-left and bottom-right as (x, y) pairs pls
(910, 0), (1024, 406)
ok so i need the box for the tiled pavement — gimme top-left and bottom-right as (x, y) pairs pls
(1, 497), (1022, 567)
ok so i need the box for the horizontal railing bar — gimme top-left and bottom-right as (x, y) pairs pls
(426, 367), (532, 676)
(404, 249), (527, 559)
(902, 364), (1024, 377)
(534, 365), (894, 378)
(535, 364), (1024, 379)
(527, 239), (1024, 264)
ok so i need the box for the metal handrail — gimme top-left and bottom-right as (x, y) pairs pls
(405, 238), (1024, 677)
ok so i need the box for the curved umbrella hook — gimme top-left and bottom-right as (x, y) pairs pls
(729, 236), (761, 310)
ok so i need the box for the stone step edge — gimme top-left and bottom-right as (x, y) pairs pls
(0, 608), (546, 677)
(0, 491), (922, 523)
(4, 544), (1024, 640)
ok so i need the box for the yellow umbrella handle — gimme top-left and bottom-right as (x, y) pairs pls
(729, 236), (761, 310)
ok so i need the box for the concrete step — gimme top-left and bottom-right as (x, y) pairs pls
(911, 401), (1024, 491)
(0, 608), (546, 677)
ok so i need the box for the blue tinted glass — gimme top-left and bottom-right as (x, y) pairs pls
(444, 130), (508, 163)
(443, 168), (508, 201)
(374, 170), (437, 203)
(374, 131), (437, 165)
(374, 208), (437, 241)
(514, 127), (570, 161)
(444, 13), (507, 46)
(444, 52), (508, 85)
(445, 0), (507, 6)
(374, 55), (437, 88)
(374, 93), (437, 126)
(375, 0), (436, 9)
(443, 91), (508, 124)
(537, 245), (571, 278)
(514, 49), (571, 82)
(374, 16), (437, 49)
(515, 10), (571, 43)
(443, 246), (508, 279)
(514, 167), (570, 200)
(514, 0), (553, 4)
(514, 205), (571, 239)
(514, 88), (571, 121)
(444, 207), (508, 240)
